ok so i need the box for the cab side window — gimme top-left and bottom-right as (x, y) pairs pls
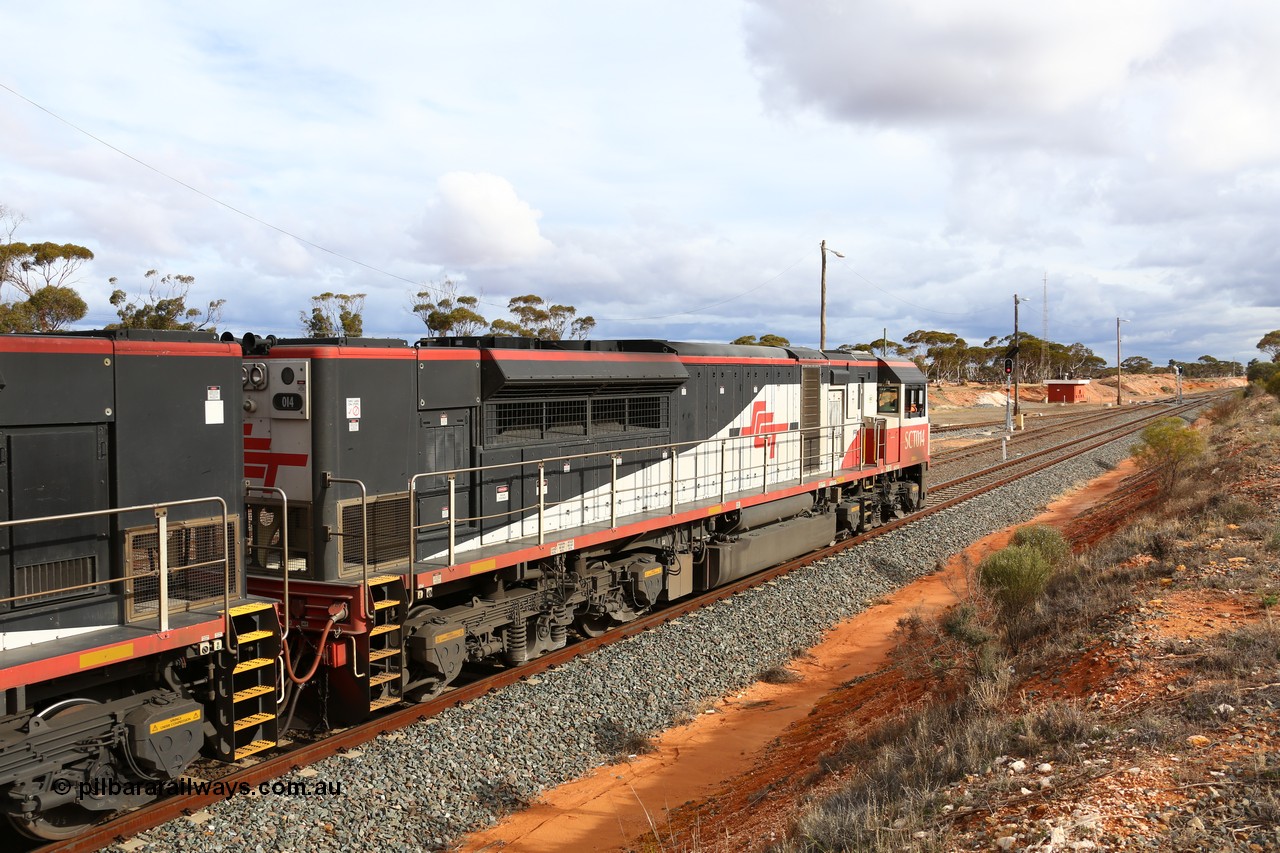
(876, 385), (899, 414)
(904, 385), (927, 418)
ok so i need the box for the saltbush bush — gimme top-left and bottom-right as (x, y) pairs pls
(978, 545), (1053, 617)
(1010, 524), (1072, 569)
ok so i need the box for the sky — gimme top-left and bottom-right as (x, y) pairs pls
(2, 0), (1279, 368)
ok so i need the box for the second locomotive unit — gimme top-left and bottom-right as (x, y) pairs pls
(240, 336), (929, 721)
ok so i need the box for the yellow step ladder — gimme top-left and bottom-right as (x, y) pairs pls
(365, 575), (407, 714)
(214, 600), (282, 762)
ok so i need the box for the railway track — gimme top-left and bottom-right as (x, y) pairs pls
(931, 402), (1165, 469)
(930, 404), (1109, 434)
(35, 394), (1223, 853)
(926, 396), (1210, 510)
(929, 391), (1205, 435)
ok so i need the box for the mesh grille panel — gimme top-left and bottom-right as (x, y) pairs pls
(486, 396), (668, 445)
(339, 492), (410, 571)
(125, 517), (239, 621)
(589, 397), (626, 434)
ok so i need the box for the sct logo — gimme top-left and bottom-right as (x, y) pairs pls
(244, 423), (308, 487)
(738, 402), (789, 458)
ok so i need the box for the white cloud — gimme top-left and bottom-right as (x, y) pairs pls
(417, 172), (554, 267)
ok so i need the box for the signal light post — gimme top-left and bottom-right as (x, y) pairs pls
(1006, 293), (1028, 431)
(1003, 356), (1014, 433)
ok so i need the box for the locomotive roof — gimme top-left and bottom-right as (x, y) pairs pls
(822, 349), (876, 361)
(877, 358), (929, 384)
(60, 328), (226, 344)
(243, 335), (910, 374)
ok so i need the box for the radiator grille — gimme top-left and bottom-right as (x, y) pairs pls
(339, 492), (410, 572)
(125, 517), (240, 621)
(485, 395), (669, 445)
(12, 556), (98, 606)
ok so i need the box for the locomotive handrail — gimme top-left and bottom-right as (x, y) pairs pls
(407, 419), (891, 568)
(245, 485), (290, 641)
(0, 496), (233, 640)
(322, 473), (371, 614)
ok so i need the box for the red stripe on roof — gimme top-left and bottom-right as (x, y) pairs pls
(0, 337), (114, 355)
(114, 341), (241, 357)
(265, 347), (416, 360)
(481, 350), (682, 364)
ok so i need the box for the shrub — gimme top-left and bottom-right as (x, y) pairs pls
(1205, 394), (1245, 424)
(759, 665), (803, 685)
(1010, 524), (1072, 569)
(1247, 360), (1280, 385)
(1131, 416), (1207, 491)
(977, 545), (1053, 617)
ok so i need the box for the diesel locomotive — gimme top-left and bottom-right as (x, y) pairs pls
(0, 329), (929, 838)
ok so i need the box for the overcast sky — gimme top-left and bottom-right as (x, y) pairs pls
(3, 1), (1278, 367)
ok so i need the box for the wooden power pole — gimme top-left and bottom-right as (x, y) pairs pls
(819, 240), (844, 351)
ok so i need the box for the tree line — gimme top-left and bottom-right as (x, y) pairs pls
(730, 326), (1255, 382)
(1250, 330), (1280, 397)
(1, 206), (593, 340)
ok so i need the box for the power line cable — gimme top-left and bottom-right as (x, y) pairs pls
(0, 80), (478, 305)
(3, 80), (828, 327)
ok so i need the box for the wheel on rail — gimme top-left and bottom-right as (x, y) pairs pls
(8, 800), (100, 841)
(574, 612), (613, 637)
(6, 700), (107, 841)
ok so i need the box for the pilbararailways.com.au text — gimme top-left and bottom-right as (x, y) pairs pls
(52, 777), (344, 799)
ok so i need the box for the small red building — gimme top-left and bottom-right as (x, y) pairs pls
(1046, 379), (1090, 403)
